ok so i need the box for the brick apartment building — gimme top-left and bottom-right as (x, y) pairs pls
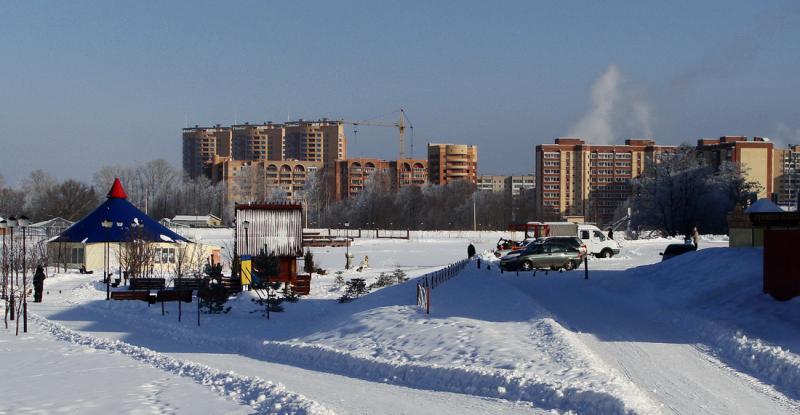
(207, 156), (322, 205)
(330, 158), (428, 201)
(182, 125), (232, 178)
(535, 138), (672, 224)
(428, 143), (478, 185)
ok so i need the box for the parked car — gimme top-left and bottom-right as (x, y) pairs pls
(660, 243), (697, 261)
(500, 242), (583, 271)
(531, 236), (587, 257)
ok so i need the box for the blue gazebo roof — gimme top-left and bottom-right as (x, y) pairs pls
(52, 178), (189, 244)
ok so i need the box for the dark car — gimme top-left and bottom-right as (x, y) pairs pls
(500, 242), (582, 271)
(660, 243), (697, 261)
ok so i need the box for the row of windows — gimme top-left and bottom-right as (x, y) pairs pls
(543, 177), (560, 182)
(590, 152), (633, 159)
(543, 161), (561, 167)
(543, 192), (560, 198)
(543, 169), (559, 174)
(543, 184), (560, 190)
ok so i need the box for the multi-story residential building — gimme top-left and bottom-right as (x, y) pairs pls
(535, 138), (672, 224)
(477, 175), (508, 193)
(183, 119), (346, 179)
(330, 158), (428, 201)
(391, 159), (428, 189)
(182, 125), (232, 178)
(231, 122), (284, 161)
(283, 119), (346, 165)
(207, 156), (322, 205)
(427, 143), (478, 185)
(509, 175), (535, 196)
(477, 175), (535, 196)
(774, 145), (800, 208)
(696, 136), (774, 199)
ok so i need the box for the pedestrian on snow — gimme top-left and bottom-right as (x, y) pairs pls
(692, 226), (700, 248)
(607, 228), (614, 240)
(33, 265), (46, 303)
(467, 243), (476, 259)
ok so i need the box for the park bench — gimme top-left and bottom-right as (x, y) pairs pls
(174, 277), (202, 292)
(129, 278), (166, 291)
(156, 289), (192, 303)
(220, 276), (242, 293)
(110, 291), (154, 303)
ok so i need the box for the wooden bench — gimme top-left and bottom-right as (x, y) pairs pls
(129, 278), (166, 291)
(292, 274), (311, 295)
(157, 289), (192, 303)
(174, 278), (201, 292)
(110, 291), (154, 302)
(220, 277), (242, 293)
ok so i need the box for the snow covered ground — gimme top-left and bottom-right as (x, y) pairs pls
(3, 231), (799, 414)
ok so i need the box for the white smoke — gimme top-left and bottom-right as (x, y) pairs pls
(568, 64), (655, 145)
(568, 64), (620, 145)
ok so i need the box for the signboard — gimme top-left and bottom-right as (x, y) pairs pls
(240, 255), (252, 286)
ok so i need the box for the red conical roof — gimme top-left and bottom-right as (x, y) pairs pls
(107, 178), (128, 199)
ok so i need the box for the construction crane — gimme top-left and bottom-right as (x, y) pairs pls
(340, 109), (414, 160)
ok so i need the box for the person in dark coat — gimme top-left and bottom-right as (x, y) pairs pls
(467, 243), (476, 259)
(607, 228), (614, 240)
(33, 265), (46, 303)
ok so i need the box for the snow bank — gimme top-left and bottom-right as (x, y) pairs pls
(31, 314), (333, 415)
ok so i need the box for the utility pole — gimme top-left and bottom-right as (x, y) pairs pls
(473, 192), (477, 231)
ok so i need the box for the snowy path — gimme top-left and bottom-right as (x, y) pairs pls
(0, 320), (253, 414)
(502, 273), (800, 415)
(30, 277), (546, 415)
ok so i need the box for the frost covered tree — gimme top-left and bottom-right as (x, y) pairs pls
(630, 145), (761, 236)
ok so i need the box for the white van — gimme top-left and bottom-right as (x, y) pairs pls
(577, 225), (621, 258)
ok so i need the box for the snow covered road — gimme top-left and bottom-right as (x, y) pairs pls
(503, 274), (799, 414)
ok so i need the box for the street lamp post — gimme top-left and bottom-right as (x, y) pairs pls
(344, 222), (350, 269)
(242, 220), (250, 291)
(18, 215), (29, 333)
(101, 220), (113, 300)
(7, 216), (16, 321)
(0, 219), (7, 301)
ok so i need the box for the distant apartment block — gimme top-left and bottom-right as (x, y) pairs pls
(696, 136), (774, 199)
(535, 137), (672, 224)
(774, 145), (800, 208)
(428, 143), (478, 185)
(283, 119), (346, 164)
(231, 122), (284, 161)
(477, 175), (535, 196)
(330, 158), (428, 201)
(477, 175), (507, 192)
(183, 119), (347, 179)
(182, 125), (232, 178)
(207, 156), (322, 205)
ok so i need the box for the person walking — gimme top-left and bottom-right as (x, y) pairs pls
(691, 226), (700, 248)
(467, 243), (476, 259)
(33, 265), (46, 303)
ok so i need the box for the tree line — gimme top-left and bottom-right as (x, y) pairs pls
(0, 160), (224, 223)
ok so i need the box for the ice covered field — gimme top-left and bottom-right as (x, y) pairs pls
(3, 231), (800, 414)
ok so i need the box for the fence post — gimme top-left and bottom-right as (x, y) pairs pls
(426, 286), (430, 314)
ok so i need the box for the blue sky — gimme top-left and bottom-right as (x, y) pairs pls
(1, 1), (799, 184)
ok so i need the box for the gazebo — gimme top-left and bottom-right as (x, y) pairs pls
(49, 178), (217, 273)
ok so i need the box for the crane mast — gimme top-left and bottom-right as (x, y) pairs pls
(341, 109), (413, 160)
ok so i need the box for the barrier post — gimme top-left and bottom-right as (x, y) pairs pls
(426, 286), (430, 314)
(584, 256), (589, 280)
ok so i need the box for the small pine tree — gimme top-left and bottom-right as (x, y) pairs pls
(252, 249), (279, 289)
(303, 249), (315, 274)
(334, 271), (345, 288)
(198, 263), (230, 314)
(392, 268), (408, 284)
(369, 272), (395, 289)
